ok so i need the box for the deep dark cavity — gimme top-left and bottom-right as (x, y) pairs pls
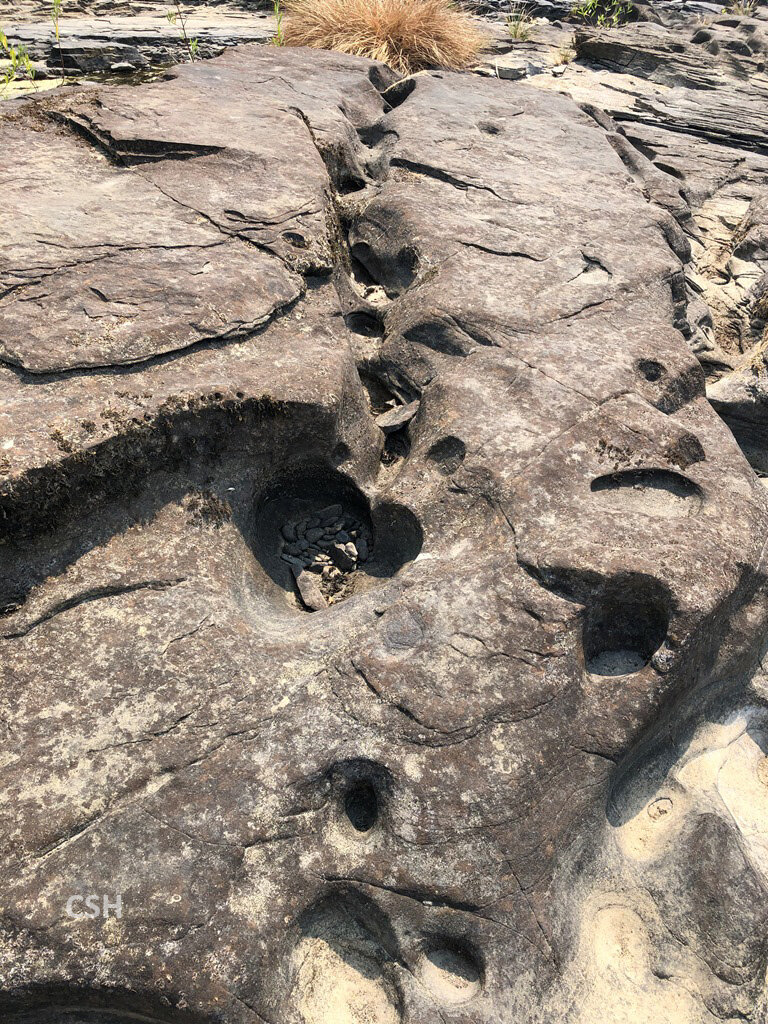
(381, 429), (411, 468)
(344, 781), (379, 832)
(350, 238), (419, 297)
(282, 230), (309, 250)
(327, 758), (392, 833)
(583, 576), (670, 677)
(380, 76), (417, 110)
(358, 367), (415, 416)
(344, 310), (385, 339)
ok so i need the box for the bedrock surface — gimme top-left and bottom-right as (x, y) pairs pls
(1, 41), (768, 1024)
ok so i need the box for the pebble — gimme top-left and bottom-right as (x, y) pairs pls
(306, 527), (325, 543)
(281, 523), (297, 542)
(281, 553), (306, 569)
(317, 504), (343, 521)
(357, 538), (369, 561)
(330, 543), (356, 571)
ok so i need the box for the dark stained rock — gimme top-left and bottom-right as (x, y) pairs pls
(1, 26), (768, 1024)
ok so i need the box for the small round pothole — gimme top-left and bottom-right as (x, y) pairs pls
(637, 358), (665, 383)
(583, 576), (669, 677)
(344, 782), (379, 833)
(418, 947), (481, 1005)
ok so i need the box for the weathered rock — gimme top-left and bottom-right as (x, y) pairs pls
(3, 9), (276, 76)
(375, 398), (420, 434)
(1, 28), (768, 1024)
(293, 567), (327, 611)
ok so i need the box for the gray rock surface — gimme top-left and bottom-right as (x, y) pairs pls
(2, 8), (275, 78)
(2, 9), (768, 1024)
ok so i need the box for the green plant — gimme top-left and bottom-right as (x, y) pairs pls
(50, 0), (66, 79)
(722, 0), (756, 14)
(166, 2), (199, 62)
(272, 0), (285, 45)
(282, 0), (486, 75)
(50, 0), (62, 42)
(573, 0), (633, 27)
(0, 27), (37, 96)
(506, 2), (533, 41)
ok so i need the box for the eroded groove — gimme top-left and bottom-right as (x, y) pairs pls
(2, 578), (187, 639)
(391, 157), (513, 202)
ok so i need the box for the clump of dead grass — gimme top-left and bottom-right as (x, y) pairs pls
(282, 0), (486, 75)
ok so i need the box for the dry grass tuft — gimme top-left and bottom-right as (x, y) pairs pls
(553, 44), (576, 64)
(725, 0), (757, 15)
(282, 0), (486, 75)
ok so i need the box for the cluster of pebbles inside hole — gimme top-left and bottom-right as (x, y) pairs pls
(280, 503), (372, 611)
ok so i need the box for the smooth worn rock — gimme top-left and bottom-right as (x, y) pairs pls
(293, 567), (327, 611)
(375, 398), (420, 434)
(1, 24), (768, 1024)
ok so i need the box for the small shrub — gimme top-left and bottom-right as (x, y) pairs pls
(282, 0), (486, 75)
(272, 0), (285, 44)
(573, 0), (633, 27)
(0, 28), (37, 96)
(506, 2), (534, 41)
(166, 2), (199, 62)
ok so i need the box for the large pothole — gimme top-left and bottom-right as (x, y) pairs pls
(583, 576), (670, 677)
(253, 466), (422, 613)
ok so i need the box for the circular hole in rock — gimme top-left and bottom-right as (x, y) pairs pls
(344, 781), (379, 832)
(344, 311), (385, 339)
(583, 576), (669, 677)
(637, 358), (665, 383)
(427, 436), (466, 475)
(367, 500), (423, 579)
(418, 946), (481, 1005)
(282, 230), (309, 249)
